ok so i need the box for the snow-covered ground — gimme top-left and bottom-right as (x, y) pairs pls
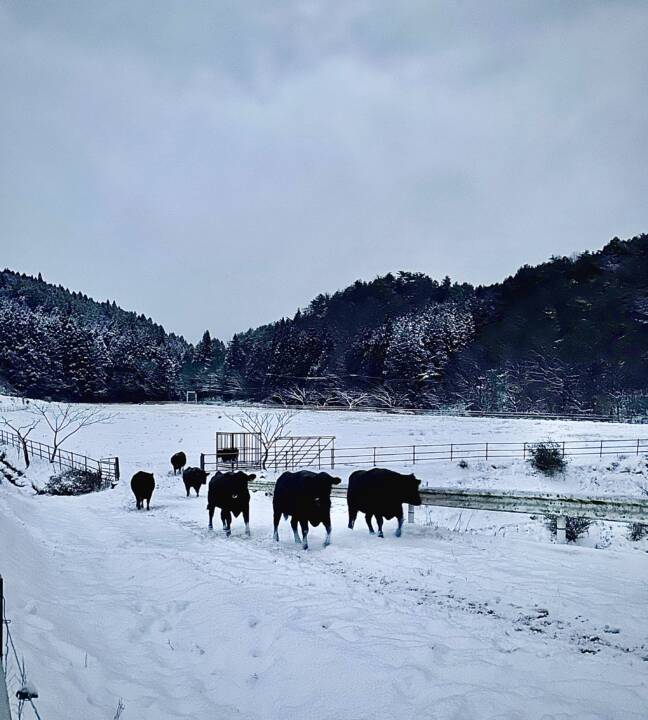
(1, 400), (647, 718)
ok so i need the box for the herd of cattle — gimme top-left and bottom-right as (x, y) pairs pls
(130, 451), (423, 549)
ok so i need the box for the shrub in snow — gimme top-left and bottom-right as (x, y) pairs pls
(35, 467), (104, 496)
(545, 515), (592, 542)
(528, 441), (566, 476)
(458, 459), (468, 469)
(628, 523), (648, 541)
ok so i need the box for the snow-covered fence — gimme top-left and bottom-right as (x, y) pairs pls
(262, 401), (627, 423)
(201, 436), (648, 472)
(330, 438), (648, 468)
(0, 429), (120, 487)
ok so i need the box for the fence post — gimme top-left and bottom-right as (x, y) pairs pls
(114, 457), (120, 481)
(200, 454), (205, 472)
(0, 574), (3, 668)
(562, 441), (565, 458)
(407, 504), (415, 523)
(373, 447), (376, 465)
(556, 516), (566, 544)
(600, 440), (603, 458)
(331, 447), (335, 469)
(450, 443), (453, 462)
(412, 445), (416, 464)
(637, 439), (640, 456)
(523, 442), (526, 460)
(485, 443), (489, 461)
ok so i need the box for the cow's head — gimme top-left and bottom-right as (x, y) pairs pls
(230, 472), (255, 501)
(404, 473), (422, 506)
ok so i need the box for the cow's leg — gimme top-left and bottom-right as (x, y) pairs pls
(146, 498), (151, 510)
(299, 519), (309, 550)
(243, 505), (251, 536)
(376, 515), (384, 538)
(221, 510), (232, 536)
(323, 515), (332, 547)
(395, 507), (404, 537)
(195, 485), (200, 497)
(365, 513), (375, 534)
(185, 483), (190, 498)
(208, 505), (214, 529)
(273, 509), (281, 542)
(291, 517), (301, 544)
(348, 507), (357, 530)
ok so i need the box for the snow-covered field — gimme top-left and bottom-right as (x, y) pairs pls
(1, 401), (647, 719)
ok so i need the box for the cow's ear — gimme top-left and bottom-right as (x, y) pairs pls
(248, 474), (257, 482)
(331, 477), (342, 485)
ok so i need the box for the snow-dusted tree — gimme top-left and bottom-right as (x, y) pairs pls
(277, 386), (322, 407)
(30, 402), (116, 462)
(369, 385), (409, 409)
(384, 302), (475, 385)
(225, 409), (297, 469)
(331, 389), (371, 409)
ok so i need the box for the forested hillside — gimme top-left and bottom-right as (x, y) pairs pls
(0, 270), (192, 401)
(219, 235), (648, 416)
(2, 234), (648, 413)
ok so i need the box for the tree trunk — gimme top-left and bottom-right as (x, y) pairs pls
(21, 440), (30, 468)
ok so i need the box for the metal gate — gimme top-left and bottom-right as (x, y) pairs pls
(214, 432), (263, 469)
(266, 436), (335, 470)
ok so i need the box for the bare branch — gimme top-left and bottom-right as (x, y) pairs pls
(1, 415), (39, 467)
(225, 409), (297, 469)
(30, 402), (117, 462)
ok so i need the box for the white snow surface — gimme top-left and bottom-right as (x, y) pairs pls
(1, 400), (648, 719)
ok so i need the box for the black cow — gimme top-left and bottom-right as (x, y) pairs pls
(131, 471), (155, 510)
(347, 468), (422, 537)
(207, 471), (256, 536)
(273, 471), (342, 550)
(217, 447), (239, 466)
(182, 467), (207, 497)
(170, 451), (187, 475)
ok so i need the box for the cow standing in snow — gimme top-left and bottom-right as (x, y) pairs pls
(347, 468), (422, 537)
(182, 467), (208, 497)
(170, 451), (187, 475)
(207, 471), (256, 536)
(131, 471), (155, 510)
(273, 470), (342, 550)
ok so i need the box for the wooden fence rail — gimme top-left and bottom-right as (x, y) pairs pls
(0, 429), (120, 487)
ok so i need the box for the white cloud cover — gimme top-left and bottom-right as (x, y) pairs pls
(1, 1), (647, 340)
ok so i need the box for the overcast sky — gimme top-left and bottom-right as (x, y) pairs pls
(1, 1), (647, 342)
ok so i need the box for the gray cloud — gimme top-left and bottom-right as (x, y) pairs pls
(1, 1), (647, 341)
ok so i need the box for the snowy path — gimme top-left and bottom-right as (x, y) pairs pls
(2, 476), (647, 720)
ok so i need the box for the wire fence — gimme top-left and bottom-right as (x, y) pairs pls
(1, 575), (44, 720)
(0, 430), (120, 487)
(330, 438), (648, 468)
(202, 435), (648, 472)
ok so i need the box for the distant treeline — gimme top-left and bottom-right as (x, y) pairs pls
(1, 234), (648, 415)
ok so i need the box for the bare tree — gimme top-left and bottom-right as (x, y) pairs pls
(225, 409), (297, 469)
(0, 416), (39, 468)
(30, 402), (116, 462)
(369, 386), (408, 409)
(331, 389), (371, 409)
